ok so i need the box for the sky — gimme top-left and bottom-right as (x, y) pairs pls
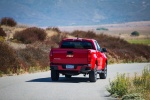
(0, 0), (150, 27)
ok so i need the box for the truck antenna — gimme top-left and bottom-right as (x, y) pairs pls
(77, 35), (79, 39)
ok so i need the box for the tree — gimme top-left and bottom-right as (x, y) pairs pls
(131, 31), (140, 36)
(0, 17), (17, 27)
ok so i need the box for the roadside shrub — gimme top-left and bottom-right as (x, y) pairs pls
(131, 31), (140, 36)
(0, 42), (19, 74)
(0, 17), (17, 27)
(50, 32), (67, 45)
(0, 27), (6, 37)
(122, 93), (142, 100)
(133, 66), (150, 92)
(71, 30), (96, 38)
(42, 38), (59, 49)
(13, 27), (47, 44)
(0, 70), (3, 77)
(0, 41), (49, 75)
(46, 27), (61, 33)
(107, 73), (130, 97)
(69, 30), (150, 63)
(107, 66), (150, 100)
(17, 46), (49, 71)
(0, 36), (5, 42)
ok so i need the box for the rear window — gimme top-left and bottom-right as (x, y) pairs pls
(61, 41), (94, 49)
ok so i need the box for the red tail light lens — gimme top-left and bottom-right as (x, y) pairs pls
(88, 50), (91, 64)
(50, 51), (53, 62)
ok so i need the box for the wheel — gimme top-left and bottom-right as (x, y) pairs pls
(89, 69), (97, 82)
(65, 75), (72, 78)
(99, 64), (107, 79)
(51, 70), (59, 81)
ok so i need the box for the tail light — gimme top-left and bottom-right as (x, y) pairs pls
(88, 50), (91, 64)
(49, 51), (53, 62)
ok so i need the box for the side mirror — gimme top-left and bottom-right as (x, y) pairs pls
(102, 48), (107, 52)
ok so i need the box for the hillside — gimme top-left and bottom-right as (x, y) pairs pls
(0, 24), (150, 76)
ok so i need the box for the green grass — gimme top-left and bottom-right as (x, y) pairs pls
(107, 65), (150, 100)
(127, 39), (150, 45)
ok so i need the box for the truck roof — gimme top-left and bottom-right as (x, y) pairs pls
(62, 38), (96, 42)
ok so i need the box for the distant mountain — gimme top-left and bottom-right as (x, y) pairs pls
(0, 0), (150, 27)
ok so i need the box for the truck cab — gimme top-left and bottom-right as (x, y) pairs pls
(50, 38), (107, 82)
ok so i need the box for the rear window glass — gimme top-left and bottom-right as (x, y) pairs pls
(61, 41), (94, 49)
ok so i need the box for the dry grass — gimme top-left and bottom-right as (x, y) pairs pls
(0, 42), (49, 76)
(46, 30), (58, 37)
(107, 65), (150, 100)
(0, 26), (67, 76)
(17, 46), (49, 70)
(0, 27), (6, 37)
(0, 21), (150, 76)
(1, 25), (26, 40)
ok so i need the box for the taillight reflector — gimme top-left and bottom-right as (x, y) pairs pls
(50, 51), (53, 62)
(88, 50), (91, 64)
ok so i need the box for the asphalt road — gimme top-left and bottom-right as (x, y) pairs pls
(0, 63), (149, 100)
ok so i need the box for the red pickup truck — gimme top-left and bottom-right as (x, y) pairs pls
(49, 38), (107, 82)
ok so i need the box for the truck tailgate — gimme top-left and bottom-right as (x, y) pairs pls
(51, 48), (88, 64)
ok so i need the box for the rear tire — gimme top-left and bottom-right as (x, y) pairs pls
(89, 69), (97, 82)
(65, 75), (72, 78)
(99, 64), (107, 79)
(51, 70), (59, 81)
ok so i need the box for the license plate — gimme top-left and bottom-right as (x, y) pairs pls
(66, 65), (74, 69)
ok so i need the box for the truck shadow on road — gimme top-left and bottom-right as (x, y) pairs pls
(26, 77), (93, 83)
